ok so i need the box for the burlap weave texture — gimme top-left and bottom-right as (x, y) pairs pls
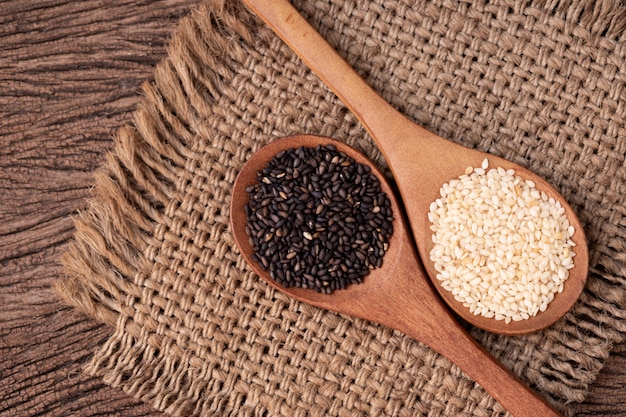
(58, 0), (626, 416)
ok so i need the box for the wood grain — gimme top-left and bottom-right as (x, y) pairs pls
(0, 0), (623, 416)
(0, 2), (198, 416)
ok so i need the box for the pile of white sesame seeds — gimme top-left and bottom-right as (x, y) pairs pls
(428, 159), (576, 323)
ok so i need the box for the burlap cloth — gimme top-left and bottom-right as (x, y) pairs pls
(57, 0), (626, 415)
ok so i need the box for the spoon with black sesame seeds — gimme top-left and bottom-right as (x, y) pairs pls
(242, 0), (588, 337)
(231, 134), (564, 417)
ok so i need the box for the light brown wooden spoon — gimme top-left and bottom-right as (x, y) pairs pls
(242, 0), (588, 336)
(230, 134), (564, 417)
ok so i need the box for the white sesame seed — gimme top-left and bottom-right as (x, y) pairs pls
(428, 162), (576, 323)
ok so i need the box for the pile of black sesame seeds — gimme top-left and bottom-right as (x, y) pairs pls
(244, 144), (393, 294)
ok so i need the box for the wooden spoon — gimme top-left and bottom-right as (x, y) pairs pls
(230, 134), (563, 417)
(242, 0), (588, 335)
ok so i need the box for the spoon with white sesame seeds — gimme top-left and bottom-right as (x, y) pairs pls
(231, 134), (567, 417)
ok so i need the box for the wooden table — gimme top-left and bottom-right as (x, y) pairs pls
(1, 1), (624, 415)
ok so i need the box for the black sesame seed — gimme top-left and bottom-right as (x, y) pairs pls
(244, 145), (393, 293)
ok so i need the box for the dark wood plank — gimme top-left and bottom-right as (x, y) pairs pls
(0, 0), (624, 416)
(574, 341), (626, 416)
(0, 1), (199, 416)
(0, 255), (158, 417)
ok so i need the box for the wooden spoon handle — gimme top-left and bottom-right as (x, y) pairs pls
(398, 316), (564, 417)
(437, 335), (562, 416)
(243, 0), (432, 151)
(364, 233), (563, 417)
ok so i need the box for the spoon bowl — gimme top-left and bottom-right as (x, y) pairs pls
(230, 135), (408, 310)
(419, 151), (588, 335)
(231, 134), (565, 417)
(242, 0), (588, 336)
